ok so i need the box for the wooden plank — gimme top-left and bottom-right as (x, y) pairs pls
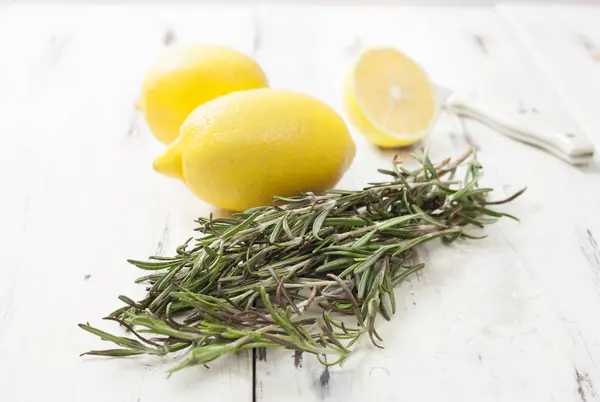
(0, 4), (253, 402)
(497, 4), (600, 147)
(3, 4), (600, 402)
(497, 4), (600, 398)
(253, 5), (600, 402)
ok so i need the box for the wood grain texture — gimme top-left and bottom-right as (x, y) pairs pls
(0, 5), (254, 402)
(497, 4), (600, 147)
(498, 5), (600, 401)
(252, 5), (600, 402)
(1, 3), (600, 402)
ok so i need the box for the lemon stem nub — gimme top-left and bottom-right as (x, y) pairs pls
(153, 141), (184, 180)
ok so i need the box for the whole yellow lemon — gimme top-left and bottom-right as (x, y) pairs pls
(153, 89), (356, 211)
(139, 45), (268, 145)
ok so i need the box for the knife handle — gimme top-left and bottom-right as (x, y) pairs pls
(445, 92), (595, 165)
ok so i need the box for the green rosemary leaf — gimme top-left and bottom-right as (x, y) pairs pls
(357, 269), (374, 300)
(392, 264), (425, 286)
(354, 247), (390, 275)
(203, 245), (218, 259)
(410, 205), (448, 228)
(281, 211), (294, 239)
(269, 216), (285, 244)
(117, 295), (140, 308)
(338, 261), (362, 279)
(78, 323), (155, 352)
(154, 263), (185, 291)
(126, 259), (177, 270)
(220, 210), (262, 240)
(459, 232), (488, 240)
(391, 229), (460, 257)
(168, 344), (232, 373)
(81, 349), (146, 357)
(375, 213), (422, 230)
(242, 206), (271, 214)
(470, 206), (520, 221)
(312, 201), (336, 240)
(314, 258), (354, 273)
(80, 149), (524, 374)
(324, 248), (371, 258)
(377, 168), (398, 177)
(351, 230), (376, 249)
(321, 217), (363, 227)
(273, 195), (305, 202)
(451, 172), (483, 201)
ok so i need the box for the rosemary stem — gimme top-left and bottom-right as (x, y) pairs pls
(80, 148), (523, 373)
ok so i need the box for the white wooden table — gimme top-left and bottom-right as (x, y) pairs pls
(1, 3), (600, 402)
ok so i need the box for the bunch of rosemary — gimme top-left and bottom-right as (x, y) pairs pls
(80, 149), (524, 373)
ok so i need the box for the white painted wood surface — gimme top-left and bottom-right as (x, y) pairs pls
(1, 3), (600, 402)
(0, 5), (255, 402)
(498, 4), (600, 153)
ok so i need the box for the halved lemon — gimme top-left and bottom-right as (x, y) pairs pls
(343, 47), (440, 148)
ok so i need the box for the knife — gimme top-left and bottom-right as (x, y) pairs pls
(436, 86), (595, 165)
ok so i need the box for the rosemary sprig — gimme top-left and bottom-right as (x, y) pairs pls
(80, 149), (524, 372)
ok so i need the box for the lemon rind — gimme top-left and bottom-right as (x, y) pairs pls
(349, 46), (442, 142)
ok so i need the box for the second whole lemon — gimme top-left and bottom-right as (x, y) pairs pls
(139, 45), (269, 145)
(153, 89), (356, 211)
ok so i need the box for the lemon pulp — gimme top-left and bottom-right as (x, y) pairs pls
(343, 47), (440, 148)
